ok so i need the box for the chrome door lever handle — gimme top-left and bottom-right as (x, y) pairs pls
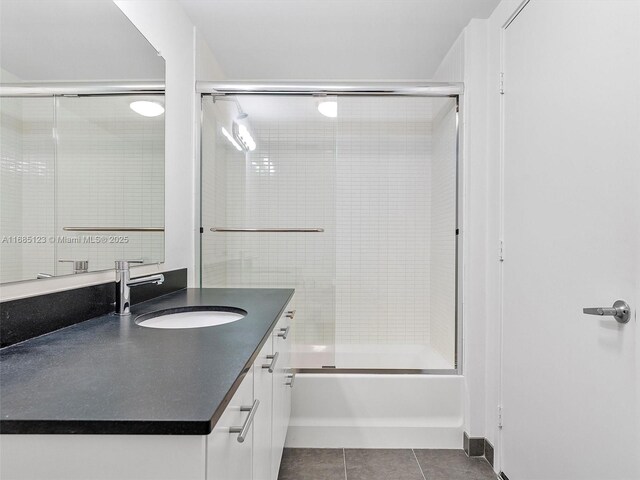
(583, 300), (630, 324)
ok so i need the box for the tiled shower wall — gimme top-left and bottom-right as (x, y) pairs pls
(0, 98), (56, 283)
(200, 102), (230, 288)
(0, 95), (164, 284)
(335, 97), (432, 346)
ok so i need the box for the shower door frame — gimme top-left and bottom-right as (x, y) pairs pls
(197, 81), (464, 375)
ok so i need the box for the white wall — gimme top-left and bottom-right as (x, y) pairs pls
(430, 3), (526, 472)
(460, 18), (491, 445)
(0, 0), (225, 300)
(432, 26), (491, 441)
(442, 0), (556, 473)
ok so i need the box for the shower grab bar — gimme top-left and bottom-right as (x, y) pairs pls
(63, 227), (164, 232)
(210, 227), (324, 233)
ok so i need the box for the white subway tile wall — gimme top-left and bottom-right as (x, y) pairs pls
(200, 96), (457, 369)
(201, 103), (229, 287)
(1, 97), (56, 283)
(0, 95), (164, 283)
(335, 97), (432, 347)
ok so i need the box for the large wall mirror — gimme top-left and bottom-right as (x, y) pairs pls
(0, 0), (165, 284)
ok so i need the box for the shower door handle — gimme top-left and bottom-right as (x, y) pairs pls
(583, 300), (630, 324)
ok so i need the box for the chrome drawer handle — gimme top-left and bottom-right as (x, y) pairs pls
(583, 300), (630, 324)
(286, 373), (296, 388)
(229, 399), (259, 443)
(286, 310), (296, 319)
(262, 352), (279, 373)
(278, 326), (290, 340)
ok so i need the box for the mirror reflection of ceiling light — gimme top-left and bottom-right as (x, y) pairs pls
(221, 127), (243, 151)
(316, 96), (338, 118)
(129, 101), (164, 117)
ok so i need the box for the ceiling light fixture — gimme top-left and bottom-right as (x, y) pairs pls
(129, 101), (164, 117)
(316, 96), (338, 118)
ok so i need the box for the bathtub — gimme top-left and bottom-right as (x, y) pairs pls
(285, 374), (464, 449)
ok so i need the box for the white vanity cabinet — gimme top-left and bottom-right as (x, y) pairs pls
(209, 298), (295, 480)
(207, 369), (255, 480)
(253, 340), (275, 480)
(271, 307), (295, 480)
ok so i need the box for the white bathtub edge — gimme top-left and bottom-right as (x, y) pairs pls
(285, 373), (465, 449)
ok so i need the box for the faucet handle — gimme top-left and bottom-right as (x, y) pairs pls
(59, 259), (89, 273)
(114, 260), (144, 270)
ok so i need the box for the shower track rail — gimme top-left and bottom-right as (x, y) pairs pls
(0, 81), (165, 97)
(197, 81), (463, 97)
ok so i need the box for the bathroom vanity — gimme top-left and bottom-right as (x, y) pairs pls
(0, 288), (296, 480)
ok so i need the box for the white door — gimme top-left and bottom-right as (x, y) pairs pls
(501, 1), (639, 479)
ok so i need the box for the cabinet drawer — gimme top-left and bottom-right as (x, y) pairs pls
(207, 370), (254, 480)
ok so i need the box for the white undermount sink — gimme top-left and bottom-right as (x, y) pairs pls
(135, 307), (247, 329)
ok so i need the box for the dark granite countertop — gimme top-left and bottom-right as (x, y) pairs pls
(0, 288), (294, 435)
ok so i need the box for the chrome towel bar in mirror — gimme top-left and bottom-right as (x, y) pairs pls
(63, 227), (164, 232)
(210, 228), (324, 232)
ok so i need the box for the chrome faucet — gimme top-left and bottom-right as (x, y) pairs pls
(115, 260), (164, 315)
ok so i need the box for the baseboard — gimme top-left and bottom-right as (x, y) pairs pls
(463, 432), (495, 468)
(286, 425), (463, 449)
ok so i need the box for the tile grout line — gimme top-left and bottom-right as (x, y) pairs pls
(343, 448), (348, 480)
(412, 449), (427, 480)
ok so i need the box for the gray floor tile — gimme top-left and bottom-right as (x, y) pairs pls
(413, 449), (497, 480)
(278, 448), (346, 480)
(345, 449), (424, 480)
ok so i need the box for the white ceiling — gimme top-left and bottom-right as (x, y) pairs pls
(179, 0), (500, 80)
(0, 0), (165, 82)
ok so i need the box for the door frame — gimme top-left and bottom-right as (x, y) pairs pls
(498, 0), (532, 472)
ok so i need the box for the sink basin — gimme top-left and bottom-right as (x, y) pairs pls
(135, 307), (247, 329)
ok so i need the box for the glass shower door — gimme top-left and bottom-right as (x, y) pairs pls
(200, 93), (459, 371)
(201, 95), (337, 368)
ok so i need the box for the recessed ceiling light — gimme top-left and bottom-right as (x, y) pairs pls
(130, 101), (164, 117)
(317, 100), (338, 118)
